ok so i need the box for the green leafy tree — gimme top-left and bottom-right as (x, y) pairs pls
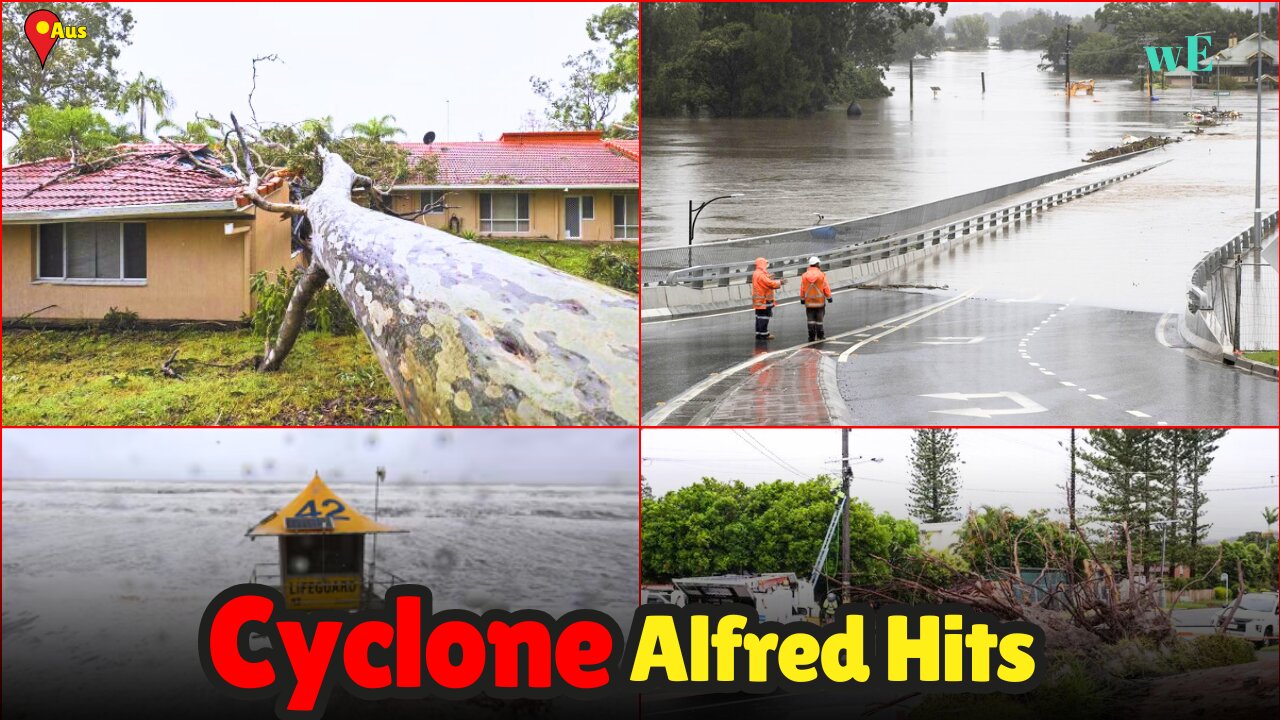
(906, 429), (962, 523)
(155, 116), (224, 150)
(951, 15), (990, 50)
(1080, 430), (1163, 573)
(1264, 507), (1279, 538)
(641, 2), (947, 117)
(895, 21), (946, 62)
(11, 105), (121, 163)
(531, 51), (618, 131)
(345, 115), (405, 142)
(587, 2), (638, 127)
(641, 476), (918, 585)
(1070, 31), (1131, 75)
(2, 2), (135, 138)
(111, 72), (172, 140)
(957, 506), (1085, 573)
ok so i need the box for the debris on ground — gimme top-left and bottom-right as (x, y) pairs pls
(1084, 135), (1179, 162)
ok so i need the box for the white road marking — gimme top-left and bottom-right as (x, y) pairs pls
(838, 290), (975, 362)
(1089, 394), (1107, 400)
(644, 293), (977, 424)
(1127, 410), (1152, 418)
(1060, 381), (1076, 387)
(917, 336), (986, 345)
(920, 391), (1048, 418)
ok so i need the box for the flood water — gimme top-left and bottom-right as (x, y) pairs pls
(1, 480), (636, 718)
(643, 49), (1279, 313)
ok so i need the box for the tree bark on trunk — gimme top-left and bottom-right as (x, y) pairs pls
(302, 151), (638, 425)
(258, 258), (330, 372)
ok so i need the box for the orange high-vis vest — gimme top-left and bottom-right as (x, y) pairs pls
(752, 258), (781, 310)
(800, 266), (831, 308)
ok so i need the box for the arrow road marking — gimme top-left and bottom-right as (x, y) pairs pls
(917, 336), (986, 345)
(920, 391), (1048, 418)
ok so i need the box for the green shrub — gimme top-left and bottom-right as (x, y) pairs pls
(1171, 634), (1257, 671)
(248, 268), (357, 338)
(100, 307), (140, 332)
(585, 245), (639, 293)
(1214, 585), (1229, 600)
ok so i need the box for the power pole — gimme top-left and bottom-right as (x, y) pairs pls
(1067, 429), (1078, 531)
(1253, 2), (1263, 273)
(1065, 25), (1071, 88)
(841, 429), (853, 605)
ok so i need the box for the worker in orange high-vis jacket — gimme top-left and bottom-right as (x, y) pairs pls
(800, 256), (832, 341)
(751, 257), (785, 339)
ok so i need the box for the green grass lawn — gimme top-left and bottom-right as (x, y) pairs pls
(2, 329), (405, 426)
(1243, 350), (1278, 367)
(478, 239), (638, 290)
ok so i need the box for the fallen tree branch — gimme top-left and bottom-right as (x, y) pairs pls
(161, 348), (183, 380)
(230, 112), (306, 217)
(258, 259), (330, 372)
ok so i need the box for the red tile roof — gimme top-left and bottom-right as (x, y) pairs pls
(397, 131), (639, 187)
(2, 144), (246, 215)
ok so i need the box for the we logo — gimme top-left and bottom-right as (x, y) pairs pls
(1144, 35), (1215, 72)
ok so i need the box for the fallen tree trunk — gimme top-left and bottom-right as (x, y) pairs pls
(259, 258), (330, 372)
(303, 151), (638, 425)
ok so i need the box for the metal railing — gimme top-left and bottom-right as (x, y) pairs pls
(641, 146), (1167, 283)
(1186, 211), (1279, 353)
(659, 161), (1167, 290)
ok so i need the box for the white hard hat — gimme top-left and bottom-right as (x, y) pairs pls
(808, 256), (821, 266)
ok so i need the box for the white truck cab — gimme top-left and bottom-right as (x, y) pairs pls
(671, 573), (818, 624)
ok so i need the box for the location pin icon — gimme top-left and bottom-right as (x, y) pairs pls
(24, 9), (61, 68)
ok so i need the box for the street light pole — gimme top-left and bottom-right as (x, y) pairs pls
(841, 429), (852, 605)
(1253, 1), (1263, 267)
(687, 193), (744, 266)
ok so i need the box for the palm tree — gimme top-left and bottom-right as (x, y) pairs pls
(156, 117), (224, 151)
(345, 114), (405, 142)
(1263, 506), (1278, 542)
(113, 72), (174, 140)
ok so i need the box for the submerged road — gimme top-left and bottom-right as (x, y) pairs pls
(641, 287), (1277, 426)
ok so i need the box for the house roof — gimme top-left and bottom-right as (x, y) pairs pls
(1, 144), (262, 221)
(1164, 65), (1197, 77)
(1211, 32), (1278, 66)
(396, 130), (639, 188)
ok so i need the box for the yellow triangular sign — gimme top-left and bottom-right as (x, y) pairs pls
(247, 473), (402, 536)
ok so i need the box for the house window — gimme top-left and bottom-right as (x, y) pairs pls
(613, 193), (639, 240)
(581, 196), (595, 220)
(479, 192), (530, 233)
(36, 222), (147, 282)
(419, 190), (446, 215)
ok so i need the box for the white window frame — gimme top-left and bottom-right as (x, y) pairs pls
(613, 193), (639, 240)
(479, 192), (530, 234)
(34, 222), (147, 285)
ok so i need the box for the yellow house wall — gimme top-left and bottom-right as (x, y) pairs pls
(2, 187), (295, 322)
(391, 188), (638, 242)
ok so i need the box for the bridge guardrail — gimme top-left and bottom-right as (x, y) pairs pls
(641, 145), (1168, 283)
(1182, 211), (1279, 358)
(660, 161), (1168, 290)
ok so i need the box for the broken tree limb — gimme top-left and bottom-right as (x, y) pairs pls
(258, 259), (331, 372)
(305, 151), (638, 425)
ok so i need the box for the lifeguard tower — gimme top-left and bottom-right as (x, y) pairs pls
(247, 472), (406, 611)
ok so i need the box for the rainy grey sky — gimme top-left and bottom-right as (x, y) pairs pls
(1, 429), (637, 486)
(2, 2), (630, 158)
(643, 429), (1279, 540)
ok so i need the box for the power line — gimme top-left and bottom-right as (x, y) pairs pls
(730, 430), (811, 480)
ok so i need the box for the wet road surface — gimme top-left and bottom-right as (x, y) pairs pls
(643, 286), (1277, 426)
